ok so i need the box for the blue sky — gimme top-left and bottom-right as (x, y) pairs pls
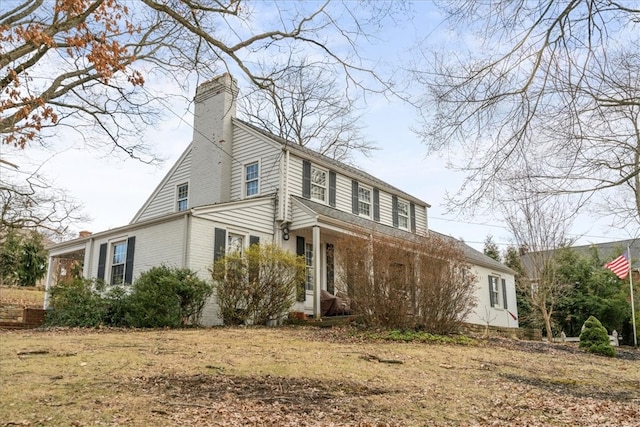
(4, 1), (638, 252)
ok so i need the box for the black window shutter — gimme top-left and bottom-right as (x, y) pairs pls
(502, 278), (508, 309)
(124, 236), (136, 285)
(214, 228), (227, 261)
(97, 243), (107, 280)
(410, 203), (416, 232)
(373, 188), (380, 222)
(488, 276), (495, 306)
(392, 195), (399, 228)
(296, 236), (305, 257)
(326, 244), (334, 294)
(329, 171), (336, 207)
(351, 180), (359, 214)
(250, 235), (260, 247)
(302, 160), (311, 198)
(296, 236), (305, 302)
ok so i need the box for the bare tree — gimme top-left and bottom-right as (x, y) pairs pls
(413, 1), (640, 224)
(1, 163), (85, 238)
(238, 57), (376, 162)
(504, 188), (577, 339)
(2, 0), (397, 158)
(1, 0), (402, 236)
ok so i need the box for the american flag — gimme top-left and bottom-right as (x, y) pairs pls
(605, 251), (631, 280)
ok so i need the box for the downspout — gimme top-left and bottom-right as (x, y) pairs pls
(85, 237), (95, 278)
(283, 149), (290, 221)
(313, 225), (322, 319)
(43, 255), (54, 310)
(182, 213), (191, 268)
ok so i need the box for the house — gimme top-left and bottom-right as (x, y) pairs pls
(44, 74), (518, 328)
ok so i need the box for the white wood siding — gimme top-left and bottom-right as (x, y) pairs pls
(414, 205), (427, 233)
(87, 217), (187, 284)
(466, 265), (518, 328)
(287, 155), (304, 222)
(335, 173), (352, 213)
(194, 198), (275, 234)
(378, 191), (394, 226)
(230, 126), (281, 200)
(135, 149), (192, 223)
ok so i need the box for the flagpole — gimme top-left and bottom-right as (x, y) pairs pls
(630, 246), (638, 348)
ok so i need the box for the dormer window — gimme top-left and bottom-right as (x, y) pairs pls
(310, 166), (327, 202)
(245, 162), (259, 197)
(358, 186), (372, 218)
(397, 199), (409, 230)
(177, 183), (188, 211)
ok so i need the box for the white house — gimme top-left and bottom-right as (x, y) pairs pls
(44, 74), (518, 328)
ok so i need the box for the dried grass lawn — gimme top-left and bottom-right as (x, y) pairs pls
(1, 327), (639, 426)
(0, 286), (44, 308)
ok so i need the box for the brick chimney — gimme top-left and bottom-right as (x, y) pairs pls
(78, 230), (92, 238)
(189, 73), (238, 208)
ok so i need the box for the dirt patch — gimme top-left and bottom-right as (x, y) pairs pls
(129, 373), (400, 426)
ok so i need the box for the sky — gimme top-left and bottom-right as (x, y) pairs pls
(3, 1), (638, 253)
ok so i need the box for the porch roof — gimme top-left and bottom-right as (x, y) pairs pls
(291, 196), (514, 275)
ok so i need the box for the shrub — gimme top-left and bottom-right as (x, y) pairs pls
(211, 243), (305, 325)
(126, 266), (213, 328)
(46, 266), (211, 328)
(579, 315), (615, 357)
(337, 231), (477, 333)
(46, 278), (108, 327)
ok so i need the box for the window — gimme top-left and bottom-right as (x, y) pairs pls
(304, 242), (313, 291)
(489, 275), (508, 308)
(111, 241), (127, 285)
(358, 186), (371, 217)
(245, 162), (259, 197)
(310, 166), (327, 202)
(177, 183), (188, 211)
(227, 234), (244, 255)
(397, 199), (409, 230)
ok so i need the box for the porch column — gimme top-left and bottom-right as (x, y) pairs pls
(43, 255), (54, 310)
(312, 225), (321, 318)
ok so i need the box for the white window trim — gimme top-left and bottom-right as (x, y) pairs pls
(227, 233), (245, 255)
(243, 160), (261, 198)
(304, 242), (314, 292)
(310, 165), (328, 204)
(175, 181), (189, 212)
(108, 238), (128, 286)
(489, 274), (504, 309)
(358, 184), (372, 218)
(397, 198), (410, 230)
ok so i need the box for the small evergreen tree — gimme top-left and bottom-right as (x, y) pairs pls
(483, 235), (501, 262)
(579, 315), (615, 357)
(0, 230), (47, 287)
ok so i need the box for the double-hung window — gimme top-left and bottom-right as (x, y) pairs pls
(488, 275), (508, 308)
(310, 166), (327, 202)
(397, 199), (409, 230)
(227, 234), (244, 255)
(111, 241), (127, 285)
(304, 242), (314, 291)
(177, 183), (189, 212)
(245, 162), (259, 197)
(358, 186), (372, 217)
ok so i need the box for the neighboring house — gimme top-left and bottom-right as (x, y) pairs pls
(520, 238), (640, 279)
(44, 74), (518, 328)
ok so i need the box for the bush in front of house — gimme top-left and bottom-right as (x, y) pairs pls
(211, 243), (305, 325)
(579, 315), (615, 357)
(46, 266), (212, 328)
(337, 231), (477, 334)
(125, 266), (213, 328)
(46, 278), (109, 327)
